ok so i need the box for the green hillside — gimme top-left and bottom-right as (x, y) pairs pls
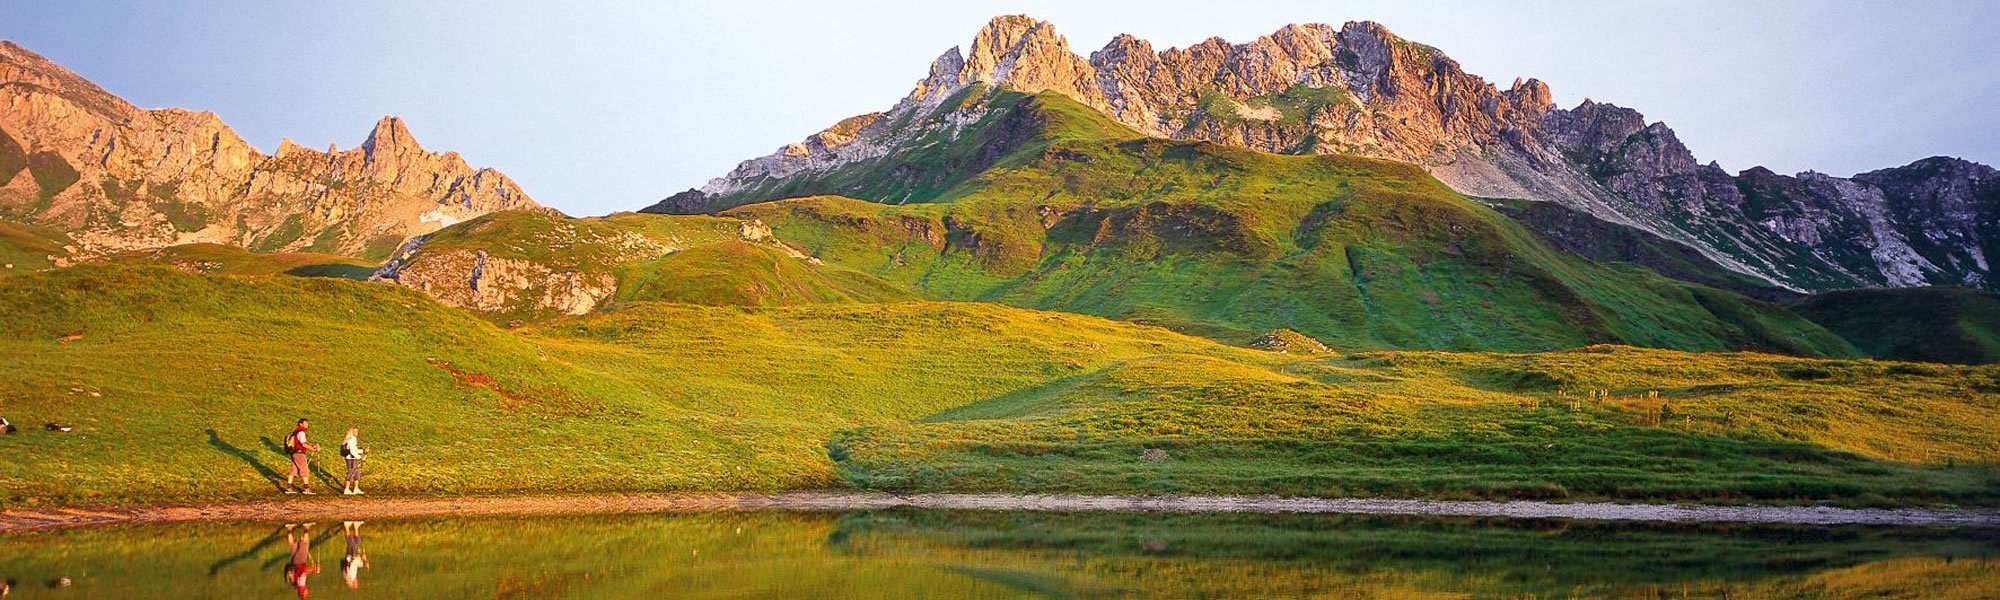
(616, 240), (916, 306)
(1791, 287), (2000, 364)
(707, 90), (1852, 355)
(0, 219), (70, 273)
(0, 265), (1993, 507)
(94, 243), (378, 279)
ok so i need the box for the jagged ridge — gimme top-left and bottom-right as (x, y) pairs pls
(671, 15), (1999, 294)
(0, 40), (544, 261)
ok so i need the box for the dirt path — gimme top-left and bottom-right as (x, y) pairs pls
(4, 493), (1997, 532)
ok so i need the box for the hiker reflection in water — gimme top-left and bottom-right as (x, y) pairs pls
(282, 523), (320, 598)
(341, 521), (369, 590)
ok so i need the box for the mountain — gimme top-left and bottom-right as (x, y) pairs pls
(646, 81), (1850, 354)
(660, 15), (1998, 294)
(0, 41), (542, 262)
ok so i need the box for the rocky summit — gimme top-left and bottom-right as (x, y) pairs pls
(665, 15), (1998, 294)
(0, 41), (542, 261)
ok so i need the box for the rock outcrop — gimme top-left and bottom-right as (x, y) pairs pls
(0, 41), (543, 258)
(381, 246), (621, 318)
(675, 15), (1999, 293)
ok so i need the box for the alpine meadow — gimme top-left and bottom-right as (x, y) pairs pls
(3, 5), (1999, 598)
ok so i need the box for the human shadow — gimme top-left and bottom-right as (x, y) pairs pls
(208, 525), (287, 577)
(206, 429), (285, 490)
(258, 435), (342, 491)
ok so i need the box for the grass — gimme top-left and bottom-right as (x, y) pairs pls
(614, 240), (915, 306)
(388, 209), (916, 321)
(0, 264), (1250, 505)
(0, 265), (1993, 508)
(0, 219), (70, 272)
(1791, 286), (2000, 364)
(93, 243), (378, 279)
(250, 214), (307, 253)
(832, 346), (2000, 505)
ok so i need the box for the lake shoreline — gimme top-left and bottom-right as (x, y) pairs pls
(5, 492), (1999, 532)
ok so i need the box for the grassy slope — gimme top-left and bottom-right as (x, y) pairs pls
(93, 243), (378, 279)
(722, 91), (1852, 355)
(0, 266), (1992, 507)
(616, 240), (917, 306)
(1791, 287), (2000, 364)
(0, 265), (1249, 504)
(396, 210), (914, 320)
(835, 346), (2000, 504)
(0, 219), (70, 272)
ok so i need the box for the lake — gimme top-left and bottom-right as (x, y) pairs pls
(2, 509), (1996, 598)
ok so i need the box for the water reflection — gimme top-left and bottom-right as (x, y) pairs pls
(340, 521), (368, 591)
(280, 524), (320, 598)
(1, 510), (1995, 598)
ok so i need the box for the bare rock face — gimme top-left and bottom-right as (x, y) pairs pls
(0, 41), (542, 259)
(684, 14), (2000, 293)
(385, 248), (619, 318)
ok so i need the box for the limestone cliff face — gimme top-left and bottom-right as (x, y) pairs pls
(680, 15), (1999, 293)
(0, 41), (542, 259)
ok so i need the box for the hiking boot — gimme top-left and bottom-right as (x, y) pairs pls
(301, 489), (316, 495)
(284, 489), (298, 494)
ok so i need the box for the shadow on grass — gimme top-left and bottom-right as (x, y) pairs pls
(284, 263), (376, 280)
(206, 429), (284, 491)
(256, 436), (343, 491)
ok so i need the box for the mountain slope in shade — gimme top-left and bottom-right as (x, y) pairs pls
(0, 41), (542, 260)
(664, 15), (1998, 295)
(1790, 287), (2000, 365)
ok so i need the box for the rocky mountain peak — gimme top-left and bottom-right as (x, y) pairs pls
(361, 115), (421, 160)
(914, 14), (1100, 106)
(0, 40), (140, 122)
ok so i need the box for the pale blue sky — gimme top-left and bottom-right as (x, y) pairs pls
(3, 1), (1995, 216)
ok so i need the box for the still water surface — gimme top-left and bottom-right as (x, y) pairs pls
(2, 510), (1996, 598)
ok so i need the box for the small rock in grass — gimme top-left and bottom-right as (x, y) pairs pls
(1141, 448), (1169, 461)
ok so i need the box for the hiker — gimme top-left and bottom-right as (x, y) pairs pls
(281, 523), (320, 598)
(341, 521), (368, 590)
(283, 419), (321, 495)
(340, 427), (366, 495)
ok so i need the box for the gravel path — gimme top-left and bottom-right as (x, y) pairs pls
(4, 493), (1997, 532)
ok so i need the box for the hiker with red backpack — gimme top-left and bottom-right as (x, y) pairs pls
(283, 419), (322, 495)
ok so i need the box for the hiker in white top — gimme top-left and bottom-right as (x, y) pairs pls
(340, 427), (367, 495)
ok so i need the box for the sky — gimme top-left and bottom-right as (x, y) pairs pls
(2, 1), (1995, 217)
